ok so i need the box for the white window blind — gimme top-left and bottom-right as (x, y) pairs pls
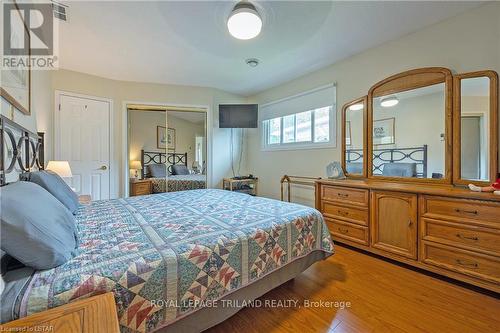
(260, 84), (336, 150)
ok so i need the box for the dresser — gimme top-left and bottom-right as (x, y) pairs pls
(316, 179), (500, 292)
(130, 179), (152, 196)
(329, 67), (499, 292)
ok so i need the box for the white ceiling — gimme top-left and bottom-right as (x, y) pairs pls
(58, 1), (482, 96)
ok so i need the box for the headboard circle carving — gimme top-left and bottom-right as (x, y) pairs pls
(3, 128), (18, 173)
(16, 135), (30, 172)
(0, 115), (44, 185)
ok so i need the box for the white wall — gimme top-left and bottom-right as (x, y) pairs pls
(246, 3), (500, 205)
(51, 69), (247, 197)
(167, 114), (205, 168)
(373, 91), (446, 177)
(1, 69), (53, 182)
(129, 110), (165, 162)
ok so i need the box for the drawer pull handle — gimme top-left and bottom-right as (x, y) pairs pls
(454, 208), (478, 215)
(337, 227), (349, 234)
(456, 233), (479, 241)
(337, 210), (349, 216)
(408, 220), (413, 227)
(337, 193), (349, 198)
(455, 259), (478, 268)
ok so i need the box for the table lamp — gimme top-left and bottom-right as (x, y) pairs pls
(46, 161), (73, 178)
(130, 160), (142, 179)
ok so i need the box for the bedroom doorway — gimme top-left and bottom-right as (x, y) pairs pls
(55, 91), (113, 200)
(127, 105), (207, 196)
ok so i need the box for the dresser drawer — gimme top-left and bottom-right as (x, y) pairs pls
(325, 218), (369, 245)
(322, 202), (368, 226)
(421, 218), (500, 256)
(421, 196), (500, 226)
(421, 242), (500, 284)
(322, 185), (368, 207)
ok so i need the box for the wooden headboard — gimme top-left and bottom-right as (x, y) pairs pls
(140, 149), (187, 178)
(0, 115), (44, 186)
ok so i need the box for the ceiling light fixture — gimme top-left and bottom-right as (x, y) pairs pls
(245, 58), (259, 67)
(349, 103), (364, 111)
(227, 1), (262, 40)
(380, 96), (399, 108)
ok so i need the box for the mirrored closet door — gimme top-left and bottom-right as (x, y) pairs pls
(127, 105), (207, 196)
(165, 109), (207, 192)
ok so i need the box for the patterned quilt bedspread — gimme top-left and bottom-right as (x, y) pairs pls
(18, 189), (334, 332)
(150, 174), (206, 193)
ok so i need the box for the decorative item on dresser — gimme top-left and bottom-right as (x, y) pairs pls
(0, 293), (119, 333)
(318, 67), (500, 293)
(130, 178), (152, 196)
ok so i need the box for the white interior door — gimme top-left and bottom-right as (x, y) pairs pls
(57, 93), (111, 200)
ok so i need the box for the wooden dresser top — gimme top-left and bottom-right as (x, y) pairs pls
(316, 179), (500, 202)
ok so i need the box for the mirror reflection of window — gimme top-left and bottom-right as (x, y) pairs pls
(372, 83), (446, 179)
(345, 102), (364, 175)
(460, 77), (490, 181)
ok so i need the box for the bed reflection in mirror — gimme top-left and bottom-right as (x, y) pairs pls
(372, 83), (446, 179)
(344, 100), (365, 176)
(460, 76), (490, 181)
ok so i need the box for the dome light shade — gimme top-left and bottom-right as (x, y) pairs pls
(349, 103), (364, 111)
(227, 2), (262, 40)
(380, 96), (399, 108)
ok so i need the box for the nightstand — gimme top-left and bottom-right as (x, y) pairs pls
(78, 194), (92, 204)
(223, 177), (258, 196)
(0, 292), (120, 333)
(130, 179), (152, 196)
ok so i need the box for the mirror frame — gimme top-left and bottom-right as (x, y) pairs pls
(367, 67), (453, 184)
(342, 96), (368, 178)
(452, 70), (498, 186)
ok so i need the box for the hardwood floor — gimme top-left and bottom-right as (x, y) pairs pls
(208, 244), (500, 333)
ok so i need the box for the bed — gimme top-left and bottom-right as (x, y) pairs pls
(150, 174), (206, 193)
(4, 190), (334, 332)
(141, 150), (206, 193)
(1, 117), (334, 333)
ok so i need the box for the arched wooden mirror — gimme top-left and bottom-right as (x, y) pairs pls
(342, 97), (367, 178)
(367, 68), (453, 183)
(453, 70), (498, 186)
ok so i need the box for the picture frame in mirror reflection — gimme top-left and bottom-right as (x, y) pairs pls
(157, 126), (176, 150)
(373, 117), (395, 145)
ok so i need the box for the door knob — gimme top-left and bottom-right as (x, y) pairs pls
(100, 165), (107, 170)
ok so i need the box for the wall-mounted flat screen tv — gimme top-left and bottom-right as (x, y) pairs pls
(219, 104), (258, 128)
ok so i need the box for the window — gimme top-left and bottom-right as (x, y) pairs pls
(269, 117), (281, 144)
(263, 106), (333, 149)
(260, 84), (336, 150)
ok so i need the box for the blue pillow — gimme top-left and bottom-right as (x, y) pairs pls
(0, 181), (78, 269)
(148, 164), (166, 178)
(20, 170), (79, 214)
(172, 165), (189, 175)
